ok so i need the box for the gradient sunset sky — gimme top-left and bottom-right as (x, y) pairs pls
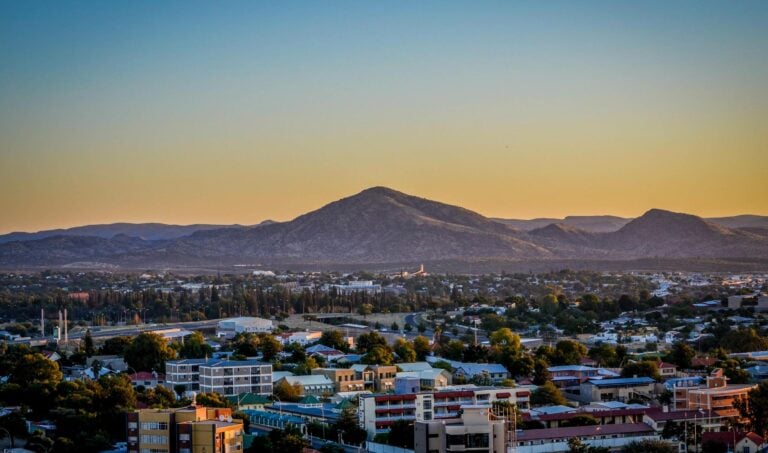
(1, 1), (767, 234)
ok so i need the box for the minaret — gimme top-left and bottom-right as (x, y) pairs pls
(58, 310), (63, 342)
(40, 308), (45, 338)
(64, 308), (68, 344)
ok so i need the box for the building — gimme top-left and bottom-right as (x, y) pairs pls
(128, 371), (165, 389)
(672, 369), (756, 417)
(658, 362), (677, 379)
(702, 431), (765, 453)
(452, 363), (509, 385)
(126, 405), (243, 453)
(165, 359), (273, 396)
(276, 330), (322, 346)
(216, 317), (274, 339)
(199, 359), (272, 397)
(396, 368), (452, 390)
(514, 423), (660, 453)
(312, 368), (365, 393)
(166, 359), (208, 393)
(358, 385), (531, 439)
(414, 405), (506, 453)
(349, 364), (398, 392)
(548, 365), (599, 388)
(643, 408), (726, 434)
(274, 374), (335, 397)
(577, 377), (656, 404)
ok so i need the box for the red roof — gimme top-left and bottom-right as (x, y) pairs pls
(702, 432), (764, 448)
(658, 361), (677, 369)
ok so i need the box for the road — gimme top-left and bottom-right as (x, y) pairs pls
(66, 319), (220, 340)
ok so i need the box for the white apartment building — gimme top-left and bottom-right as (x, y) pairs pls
(358, 385), (531, 439)
(165, 358), (273, 396)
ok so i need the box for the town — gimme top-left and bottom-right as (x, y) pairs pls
(0, 269), (767, 453)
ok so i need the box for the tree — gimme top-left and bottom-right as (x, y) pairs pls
(533, 359), (551, 385)
(362, 346), (394, 366)
(320, 330), (349, 352)
(9, 353), (62, 387)
(413, 336), (431, 361)
(531, 381), (567, 406)
(735, 381), (768, 437)
(588, 343), (618, 367)
(232, 332), (260, 357)
(393, 338), (416, 363)
(388, 419), (414, 449)
(621, 361), (660, 380)
(195, 392), (232, 408)
(100, 336), (132, 355)
(443, 339), (465, 361)
(0, 412), (27, 448)
(178, 331), (213, 359)
(621, 439), (676, 453)
(124, 332), (177, 372)
(332, 407), (367, 445)
(356, 331), (388, 353)
(273, 380), (302, 402)
(490, 328), (521, 350)
(553, 340), (587, 365)
(84, 329), (95, 357)
(720, 328), (768, 353)
(561, 414), (598, 427)
(257, 333), (282, 361)
(666, 342), (695, 369)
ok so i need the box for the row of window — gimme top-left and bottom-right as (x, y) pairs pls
(140, 434), (168, 444)
(140, 422), (168, 430)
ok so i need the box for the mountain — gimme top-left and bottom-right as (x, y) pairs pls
(0, 222), (248, 244)
(496, 215), (630, 232)
(0, 187), (767, 270)
(707, 215), (768, 230)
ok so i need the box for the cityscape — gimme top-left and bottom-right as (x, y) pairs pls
(1, 2), (768, 453)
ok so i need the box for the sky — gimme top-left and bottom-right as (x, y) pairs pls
(1, 1), (767, 234)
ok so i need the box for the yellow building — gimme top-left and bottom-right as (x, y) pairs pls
(127, 405), (244, 453)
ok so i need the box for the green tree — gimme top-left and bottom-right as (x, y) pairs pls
(533, 358), (551, 385)
(413, 336), (431, 361)
(531, 381), (567, 406)
(393, 338), (416, 363)
(178, 331), (214, 359)
(621, 361), (660, 380)
(666, 342), (695, 369)
(99, 336), (132, 355)
(553, 340), (587, 365)
(273, 380), (302, 402)
(195, 392), (232, 408)
(588, 343), (618, 367)
(356, 331), (388, 353)
(84, 329), (95, 357)
(320, 330), (349, 352)
(720, 328), (768, 353)
(362, 346), (394, 366)
(124, 332), (177, 372)
(443, 339), (465, 361)
(735, 381), (768, 437)
(332, 407), (367, 445)
(257, 333), (283, 361)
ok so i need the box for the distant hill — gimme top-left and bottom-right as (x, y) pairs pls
(497, 214), (768, 233)
(0, 222), (249, 244)
(1, 187), (767, 270)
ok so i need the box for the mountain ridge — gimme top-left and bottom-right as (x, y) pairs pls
(1, 187), (767, 270)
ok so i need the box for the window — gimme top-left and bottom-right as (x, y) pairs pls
(465, 433), (489, 449)
(179, 434), (190, 441)
(140, 421), (168, 430)
(128, 422), (138, 429)
(140, 435), (168, 445)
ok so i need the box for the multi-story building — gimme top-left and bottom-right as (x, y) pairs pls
(199, 359), (272, 397)
(672, 368), (756, 417)
(166, 358), (208, 393)
(358, 385), (531, 439)
(414, 405), (507, 453)
(312, 368), (364, 393)
(350, 364), (399, 392)
(514, 423), (660, 453)
(165, 359), (273, 396)
(126, 405), (243, 453)
(577, 377), (656, 404)
(274, 374), (335, 397)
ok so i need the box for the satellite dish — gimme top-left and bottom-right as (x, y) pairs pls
(219, 415), (225, 421)
(227, 416), (233, 422)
